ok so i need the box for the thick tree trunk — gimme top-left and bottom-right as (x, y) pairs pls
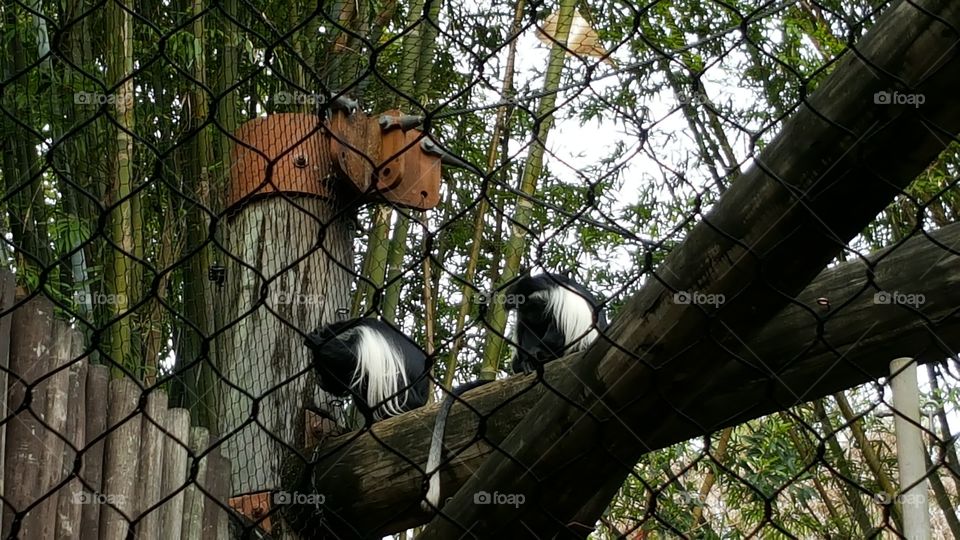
(284, 220), (960, 537)
(217, 195), (354, 520)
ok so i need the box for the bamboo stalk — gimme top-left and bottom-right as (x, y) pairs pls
(813, 400), (874, 535)
(443, 0), (525, 387)
(481, 0), (578, 374)
(104, 0), (137, 375)
(381, 0), (438, 324)
(833, 392), (903, 527)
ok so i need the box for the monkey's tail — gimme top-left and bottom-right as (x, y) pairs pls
(423, 391), (457, 511)
(422, 379), (491, 512)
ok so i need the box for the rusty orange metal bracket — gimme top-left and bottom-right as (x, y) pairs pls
(227, 114), (332, 211)
(376, 121), (442, 209)
(229, 492), (273, 533)
(226, 109), (449, 213)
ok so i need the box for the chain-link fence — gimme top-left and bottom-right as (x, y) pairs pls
(2, 0), (960, 538)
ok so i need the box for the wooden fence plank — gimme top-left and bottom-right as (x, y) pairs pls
(202, 453), (231, 540)
(35, 321), (74, 539)
(55, 338), (87, 539)
(134, 389), (167, 540)
(158, 408), (190, 539)
(181, 427), (210, 540)
(99, 378), (141, 540)
(2, 294), (54, 539)
(79, 364), (109, 540)
(0, 271), (15, 536)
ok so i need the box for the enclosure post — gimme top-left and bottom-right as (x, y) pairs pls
(217, 114), (355, 537)
(0, 271), (14, 538)
(889, 357), (931, 540)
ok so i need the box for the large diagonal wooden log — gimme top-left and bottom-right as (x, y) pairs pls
(282, 222), (960, 537)
(417, 0), (960, 536)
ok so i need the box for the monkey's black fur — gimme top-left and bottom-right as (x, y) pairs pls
(305, 317), (428, 421)
(505, 272), (608, 374)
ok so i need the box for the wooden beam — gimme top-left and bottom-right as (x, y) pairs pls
(283, 221), (960, 537)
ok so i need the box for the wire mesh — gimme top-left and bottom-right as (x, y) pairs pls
(1, 0), (960, 538)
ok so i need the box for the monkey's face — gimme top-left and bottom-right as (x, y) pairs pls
(306, 329), (361, 396)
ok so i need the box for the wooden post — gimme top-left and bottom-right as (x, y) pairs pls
(36, 320), (74, 539)
(55, 339), (87, 538)
(218, 111), (447, 536)
(0, 270), (15, 537)
(181, 426), (210, 540)
(159, 408), (191, 540)
(100, 377), (141, 540)
(136, 389), (168, 540)
(80, 364), (110, 540)
(202, 453), (231, 540)
(217, 114), (355, 525)
(2, 293), (54, 539)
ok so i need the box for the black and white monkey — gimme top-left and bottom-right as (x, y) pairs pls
(305, 317), (429, 421)
(423, 271), (607, 510)
(507, 271), (609, 373)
